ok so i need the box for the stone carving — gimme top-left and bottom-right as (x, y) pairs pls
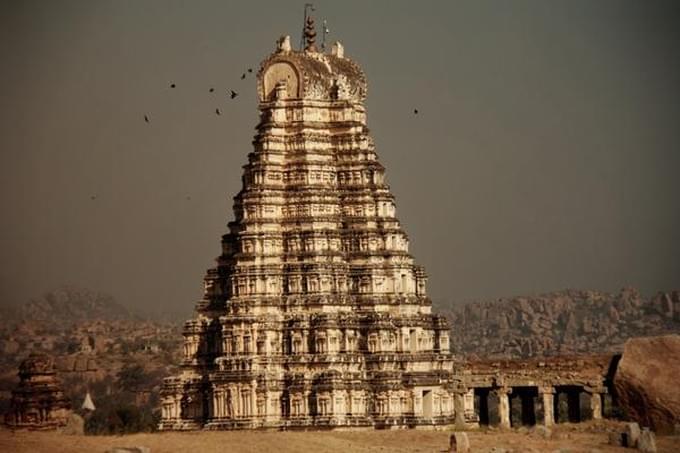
(277, 35), (291, 53)
(331, 41), (344, 58)
(257, 35), (367, 104)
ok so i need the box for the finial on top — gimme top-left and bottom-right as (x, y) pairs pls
(331, 41), (344, 58)
(304, 15), (317, 52)
(277, 35), (291, 53)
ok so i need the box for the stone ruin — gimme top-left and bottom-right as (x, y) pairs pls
(4, 353), (71, 429)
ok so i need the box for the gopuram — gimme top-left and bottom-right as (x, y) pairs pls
(159, 18), (466, 430)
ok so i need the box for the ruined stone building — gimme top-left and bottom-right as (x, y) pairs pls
(160, 20), (614, 431)
(160, 20), (462, 430)
(5, 353), (71, 429)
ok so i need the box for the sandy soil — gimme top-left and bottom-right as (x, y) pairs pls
(1, 423), (679, 453)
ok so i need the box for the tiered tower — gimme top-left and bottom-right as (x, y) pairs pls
(160, 22), (465, 430)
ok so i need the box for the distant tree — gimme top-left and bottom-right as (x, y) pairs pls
(117, 364), (147, 392)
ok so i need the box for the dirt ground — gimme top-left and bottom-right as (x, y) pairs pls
(1, 422), (679, 453)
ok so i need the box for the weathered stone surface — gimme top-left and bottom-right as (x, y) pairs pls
(449, 432), (470, 452)
(637, 428), (657, 453)
(614, 335), (680, 433)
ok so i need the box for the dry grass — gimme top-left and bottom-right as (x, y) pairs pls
(1, 425), (679, 453)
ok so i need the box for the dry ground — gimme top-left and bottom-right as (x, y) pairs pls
(1, 422), (679, 453)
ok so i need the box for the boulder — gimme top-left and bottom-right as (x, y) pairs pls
(449, 432), (470, 452)
(637, 428), (657, 453)
(613, 335), (680, 433)
(624, 422), (641, 448)
(638, 428), (656, 453)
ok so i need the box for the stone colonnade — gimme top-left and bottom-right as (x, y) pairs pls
(473, 385), (606, 428)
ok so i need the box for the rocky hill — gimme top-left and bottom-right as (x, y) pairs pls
(0, 286), (181, 423)
(442, 288), (680, 359)
(11, 285), (134, 324)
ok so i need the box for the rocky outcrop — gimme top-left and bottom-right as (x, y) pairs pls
(443, 288), (680, 359)
(613, 335), (680, 433)
(15, 286), (134, 324)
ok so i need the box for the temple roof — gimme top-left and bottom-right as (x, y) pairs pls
(257, 35), (367, 103)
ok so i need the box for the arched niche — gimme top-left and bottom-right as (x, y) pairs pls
(262, 62), (300, 101)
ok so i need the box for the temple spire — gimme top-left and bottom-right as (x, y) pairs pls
(304, 14), (317, 52)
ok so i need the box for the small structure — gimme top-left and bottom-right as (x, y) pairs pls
(5, 353), (71, 429)
(81, 391), (96, 411)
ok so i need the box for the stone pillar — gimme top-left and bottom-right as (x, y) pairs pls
(539, 387), (555, 427)
(251, 385), (257, 417)
(454, 392), (465, 427)
(497, 388), (511, 429)
(590, 392), (602, 420)
(212, 391), (220, 418)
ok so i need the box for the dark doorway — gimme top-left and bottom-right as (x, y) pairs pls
(554, 385), (585, 423)
(510, 387), (538, 426)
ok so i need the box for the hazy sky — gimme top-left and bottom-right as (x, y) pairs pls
(1, 0), (679, 318)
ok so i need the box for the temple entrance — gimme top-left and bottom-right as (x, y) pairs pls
(509, 387), (538, 427)
(422, 390), (433, 418)
(474, 388), (501, 426)
(554, 385), (590, 423)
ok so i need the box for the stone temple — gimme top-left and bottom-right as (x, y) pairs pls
(160, 19), (613, 431)
(159, 19), (464, 430)
(5, 353), (71, 429)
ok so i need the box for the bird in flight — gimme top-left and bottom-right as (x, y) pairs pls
(216, 108), (221, 115)
(413, 109), (419, 115)
(209, 88), (215, 93)
(170, 83), (176, 88)
(240, 73), (246, 80)
(144, 115), (150, 123)
(247, 68), (253, 73)
(230, 90), (238, 99)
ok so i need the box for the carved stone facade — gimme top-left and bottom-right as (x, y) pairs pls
(159, 24), (461, 430)
(5, 353), (71, 429)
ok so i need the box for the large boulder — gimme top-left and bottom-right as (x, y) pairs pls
(613, 335), (680, 433)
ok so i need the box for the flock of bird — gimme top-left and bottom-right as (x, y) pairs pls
(101, 67), (418, 201)
(143, 68), (253, 123)
(143, 66), (419, 123)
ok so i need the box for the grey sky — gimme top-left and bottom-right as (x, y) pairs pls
(1, 0), (679, 318)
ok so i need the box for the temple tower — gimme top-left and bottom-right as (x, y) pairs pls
(160, 20), (461, 430)
(5, 353), (71, 430)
